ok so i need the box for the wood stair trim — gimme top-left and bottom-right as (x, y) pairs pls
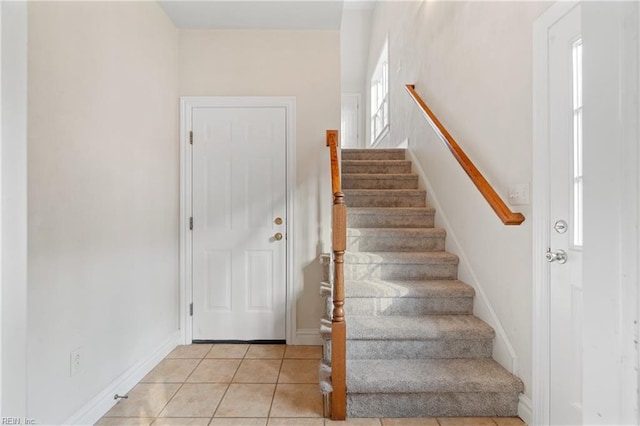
(326, 129), (346, 420)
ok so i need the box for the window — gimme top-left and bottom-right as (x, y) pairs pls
(370, 40), (389, 144)
(572, 38), (583, 247)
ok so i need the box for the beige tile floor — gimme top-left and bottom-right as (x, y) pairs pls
(97, 344), (526, 426)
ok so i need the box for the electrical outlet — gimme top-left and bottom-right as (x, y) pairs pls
(508, 183), (530, 206)
(70, 348), (83, 377)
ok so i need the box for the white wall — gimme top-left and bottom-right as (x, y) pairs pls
(341, 6), (372, 94)
(340, 6), (373, 148)
(1, 0), (28, 418)
(366, 0), (550, 409)
(27, 2), (179, 423)
(179, 30), (341, 336)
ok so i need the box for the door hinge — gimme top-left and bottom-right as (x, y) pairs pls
(189, 217), (193, 230)
(189, 303), (193, 316)
(189, 131), (193, 144)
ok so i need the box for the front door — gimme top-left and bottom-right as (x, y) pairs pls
(191, 105), (287, 341)
(548, 4), (584, 424)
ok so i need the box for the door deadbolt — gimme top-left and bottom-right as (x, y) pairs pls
(553, 220), (568, 234)
(274, 217), (283, 225)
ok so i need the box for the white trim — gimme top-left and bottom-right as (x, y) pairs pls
(62, 331), (180, 426)
(0, 1), (28, 417)
(637, 4), (640, 418)
(294, 328), (323, 346)
(532, 3), (580, 425)
(518, 394), (533, 426)
(179, 96), (297, 344)
(619, 3), (640, 421)
(407, 149), (519, 375)
(370, 38), (389, 146)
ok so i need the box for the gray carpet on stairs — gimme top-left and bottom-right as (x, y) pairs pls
(322, 148), (523, 418)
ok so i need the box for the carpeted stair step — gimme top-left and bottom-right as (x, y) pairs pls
(347, 227), (445, 252)
(342, 149), (406, 161)
(346, 358), (524, 417)
(344, 279), (474, 315)
(344, 251), (458, 281)
(344, 189), (426, 208)
(343, 173), (419, 190)
(342, 160), (412, 174)
(346, 315), (494, 359)
(318, 147), (525, 418)
(347, 207), (435, 228)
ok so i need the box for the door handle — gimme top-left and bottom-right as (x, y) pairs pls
(546, 248), (567, 264)
(274, 233), (283, 241)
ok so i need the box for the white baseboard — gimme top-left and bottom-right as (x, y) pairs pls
(62, 331), (181, 426)
(407, 148), (519, 375)
(518, 394), (533, 425)
(294, 328), (323, 345)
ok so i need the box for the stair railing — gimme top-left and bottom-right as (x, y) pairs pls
(405, 84), (525, 225)
(326, 129), (347, 420)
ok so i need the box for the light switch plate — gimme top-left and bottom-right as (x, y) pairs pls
(508, 183), (530, 206)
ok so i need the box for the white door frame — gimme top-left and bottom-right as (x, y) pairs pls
(179, 97), (296, 345)
(532, 2), (580, 424)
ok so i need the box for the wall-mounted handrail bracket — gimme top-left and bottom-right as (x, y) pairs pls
(405, 84), (525, 226)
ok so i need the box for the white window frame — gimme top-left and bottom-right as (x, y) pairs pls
(370, 40), (389, 145)
(571, 38), (583, 248)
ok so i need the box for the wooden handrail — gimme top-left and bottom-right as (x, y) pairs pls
(405, 84), (525, 225)
(326, 129), (347, 420)
(326, 130), (341, 194)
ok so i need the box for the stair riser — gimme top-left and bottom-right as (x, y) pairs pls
(347, 235), (445, 252)
(347, 213), (435, 228)
(344, 194), (426, 208)
(343, 177), (419, 190)
(342, 151), (406, 161)
(342, 163), (412, 174)
(345, 263), (457, 281)
(323, 340), (331, 364)
(344, 297), (473, 316)
(347, 392), (520, 417)
(346, 339), (493, 360)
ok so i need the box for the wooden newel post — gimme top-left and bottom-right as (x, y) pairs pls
(326, 129), (347, 420)
(331, 191), (347, 420)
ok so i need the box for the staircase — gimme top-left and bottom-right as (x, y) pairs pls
(339, 148), (523, 418)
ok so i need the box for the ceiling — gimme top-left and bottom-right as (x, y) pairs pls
(158, 0), (352, 30)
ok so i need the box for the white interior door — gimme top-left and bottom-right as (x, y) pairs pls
(548, 4), (583, 425)
(191, 106), (287, 341)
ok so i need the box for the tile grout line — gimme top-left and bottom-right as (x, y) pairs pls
(210, 354), (244, 420)
(155, 344), (214, 425)
(265, 350), (285, 421)
(152, 349), (211, 424)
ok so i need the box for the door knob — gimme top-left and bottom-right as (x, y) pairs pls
(546, 248), (567, 264)
(274, 233), (283, 241)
